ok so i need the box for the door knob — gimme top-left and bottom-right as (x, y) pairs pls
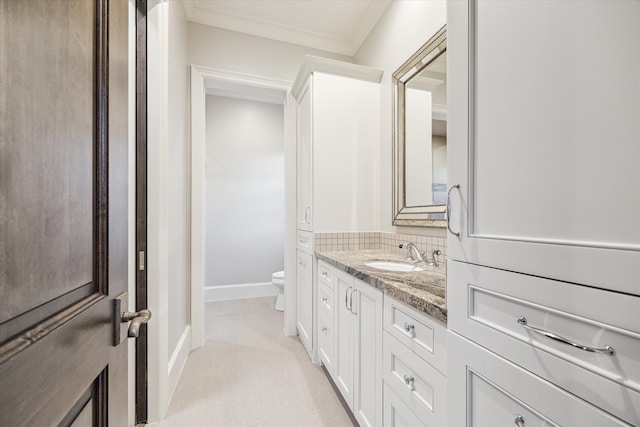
(121, 309), (152, 338)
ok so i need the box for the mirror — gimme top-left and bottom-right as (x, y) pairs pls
(392, 26), (447, 227)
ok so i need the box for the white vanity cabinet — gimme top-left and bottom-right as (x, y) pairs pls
(447, 1), (640, 425)
(383, 297), (447, 427)
(293, 57), (382, 361)
(325, 266), (383, 427)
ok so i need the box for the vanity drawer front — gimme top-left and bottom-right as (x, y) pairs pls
(449, 332), (632, 427)
(317, 260), (334, 289)
(318, 312), (335, 376)
(296, 230), (313, 254)
(383, 296), (447, 374)
(318, 280), (334, 316)
(383, 332), (446, 426)
(383, 383), (427, 427)
(448, 260), (640, 424)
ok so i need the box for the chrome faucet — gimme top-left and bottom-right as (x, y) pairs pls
(399, 243), (425, 263)
(427, 249), (441, 267)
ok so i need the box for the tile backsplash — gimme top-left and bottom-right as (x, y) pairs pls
(314, 231), (447, 262)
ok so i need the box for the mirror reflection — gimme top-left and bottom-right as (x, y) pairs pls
(392, 25), (447, 226)
(405, 52), (447, 207)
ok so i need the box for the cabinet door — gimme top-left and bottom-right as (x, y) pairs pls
(334, 271), (355, 408)
(296, 79), (312, 231)
(353, 280), (383, 427)
(296, 250), (313, 355)
(448, 332), (632, 427)
(447, 1), (640, 295)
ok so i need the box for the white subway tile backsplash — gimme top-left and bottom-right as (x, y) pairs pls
(313, 231), (446, 265)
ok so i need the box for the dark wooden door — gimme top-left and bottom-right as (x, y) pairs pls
(0, 0), (130, 425)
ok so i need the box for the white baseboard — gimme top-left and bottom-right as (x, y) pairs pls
(167, 325), (191, 406)
(205, 282), (278, 302)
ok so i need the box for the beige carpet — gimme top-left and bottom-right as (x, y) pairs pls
(155, 297), (354, 427)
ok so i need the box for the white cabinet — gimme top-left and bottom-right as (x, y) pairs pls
(448, 333), (632, 427)
(296, 80), (313, 232)
(293, 58), (382, 362)
(382, 297), (447, 426)
(332, 268), (383, 427)
(296, 250), (313, 355)
(447, 2), (640, 425)
(317, 261), (335, 376)
(292, 57), (382, 235)
(447, 0), (640, 295)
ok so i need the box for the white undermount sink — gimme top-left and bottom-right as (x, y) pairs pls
(365, 261), (424, 272)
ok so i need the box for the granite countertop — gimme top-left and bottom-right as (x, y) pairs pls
(315, 249), (447, 323)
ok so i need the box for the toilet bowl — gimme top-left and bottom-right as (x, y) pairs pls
(272, 270), (285, 311)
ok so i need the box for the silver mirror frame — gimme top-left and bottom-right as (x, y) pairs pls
(392, 25), (447, 227)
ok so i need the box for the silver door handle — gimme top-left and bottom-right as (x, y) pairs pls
(121, 309), (152, 338)
(304, 206), (311, 223)
(345, 286), (353, 310)
(447, 184), (460, 237)
(517, 316), (615, 355)
(350, 290), (357, 315)
(514, 415), (525, 426)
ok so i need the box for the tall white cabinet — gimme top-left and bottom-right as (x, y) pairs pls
(292, 56), (382, 360)
(447, 1), (640, 425)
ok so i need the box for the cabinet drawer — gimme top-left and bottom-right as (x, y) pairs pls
(383, 332), (446, 426)
(318, 312), (335, 376)
(383, 296), (447, 374)
(318, 280), (334, 316)
(383, 383), (427, 427)
(448, 261), (640, 424)
(296, 230), (313, 254)
(317, 260), (334, 289)
(449, 332), (632, 427)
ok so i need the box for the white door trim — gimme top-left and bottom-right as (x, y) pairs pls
(189, 65), (297, 351)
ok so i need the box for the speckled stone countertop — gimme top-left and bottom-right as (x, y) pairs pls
(315, 249), (447, 323)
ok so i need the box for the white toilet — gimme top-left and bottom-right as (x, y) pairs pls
(272, 270), (285, 311)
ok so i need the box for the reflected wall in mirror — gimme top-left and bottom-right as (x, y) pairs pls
(393, 26), (447, 227)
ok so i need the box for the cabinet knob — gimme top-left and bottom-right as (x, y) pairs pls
(322, 326), (328, 333)
(514, 415), (525, 426)
(403, 375), (415, 390)
(322, 271), (328, 278)
(403, 322), (415, 336)
(321, 297), (327, 303)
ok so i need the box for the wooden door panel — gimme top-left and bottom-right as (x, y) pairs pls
(0, 0), (95, 328)
(0, 0), (130, 425)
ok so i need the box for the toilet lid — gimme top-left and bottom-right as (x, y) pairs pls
(272, 270), (285, 280)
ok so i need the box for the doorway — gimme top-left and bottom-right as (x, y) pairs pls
(189, 67), (298, 350)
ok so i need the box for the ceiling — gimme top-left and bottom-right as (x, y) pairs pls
(183, 0), (392, 56)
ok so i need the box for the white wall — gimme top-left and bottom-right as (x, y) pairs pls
(188, 23), (352, 82)
(205, 95), (284, 287)
(355, 0), (447, 237)
(166, 0), (190, 364)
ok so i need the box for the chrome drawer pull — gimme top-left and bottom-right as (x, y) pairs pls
(514, 415), (525, 426)
(321, 271), (328, 278)
(447, 184), (460, 237)
(517, 317), (615, 355)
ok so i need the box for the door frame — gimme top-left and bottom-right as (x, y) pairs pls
(134, 0), (148, 424)
(189, 65), (297, 350)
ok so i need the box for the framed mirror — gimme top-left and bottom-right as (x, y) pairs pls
(392, 26), (447, 227)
